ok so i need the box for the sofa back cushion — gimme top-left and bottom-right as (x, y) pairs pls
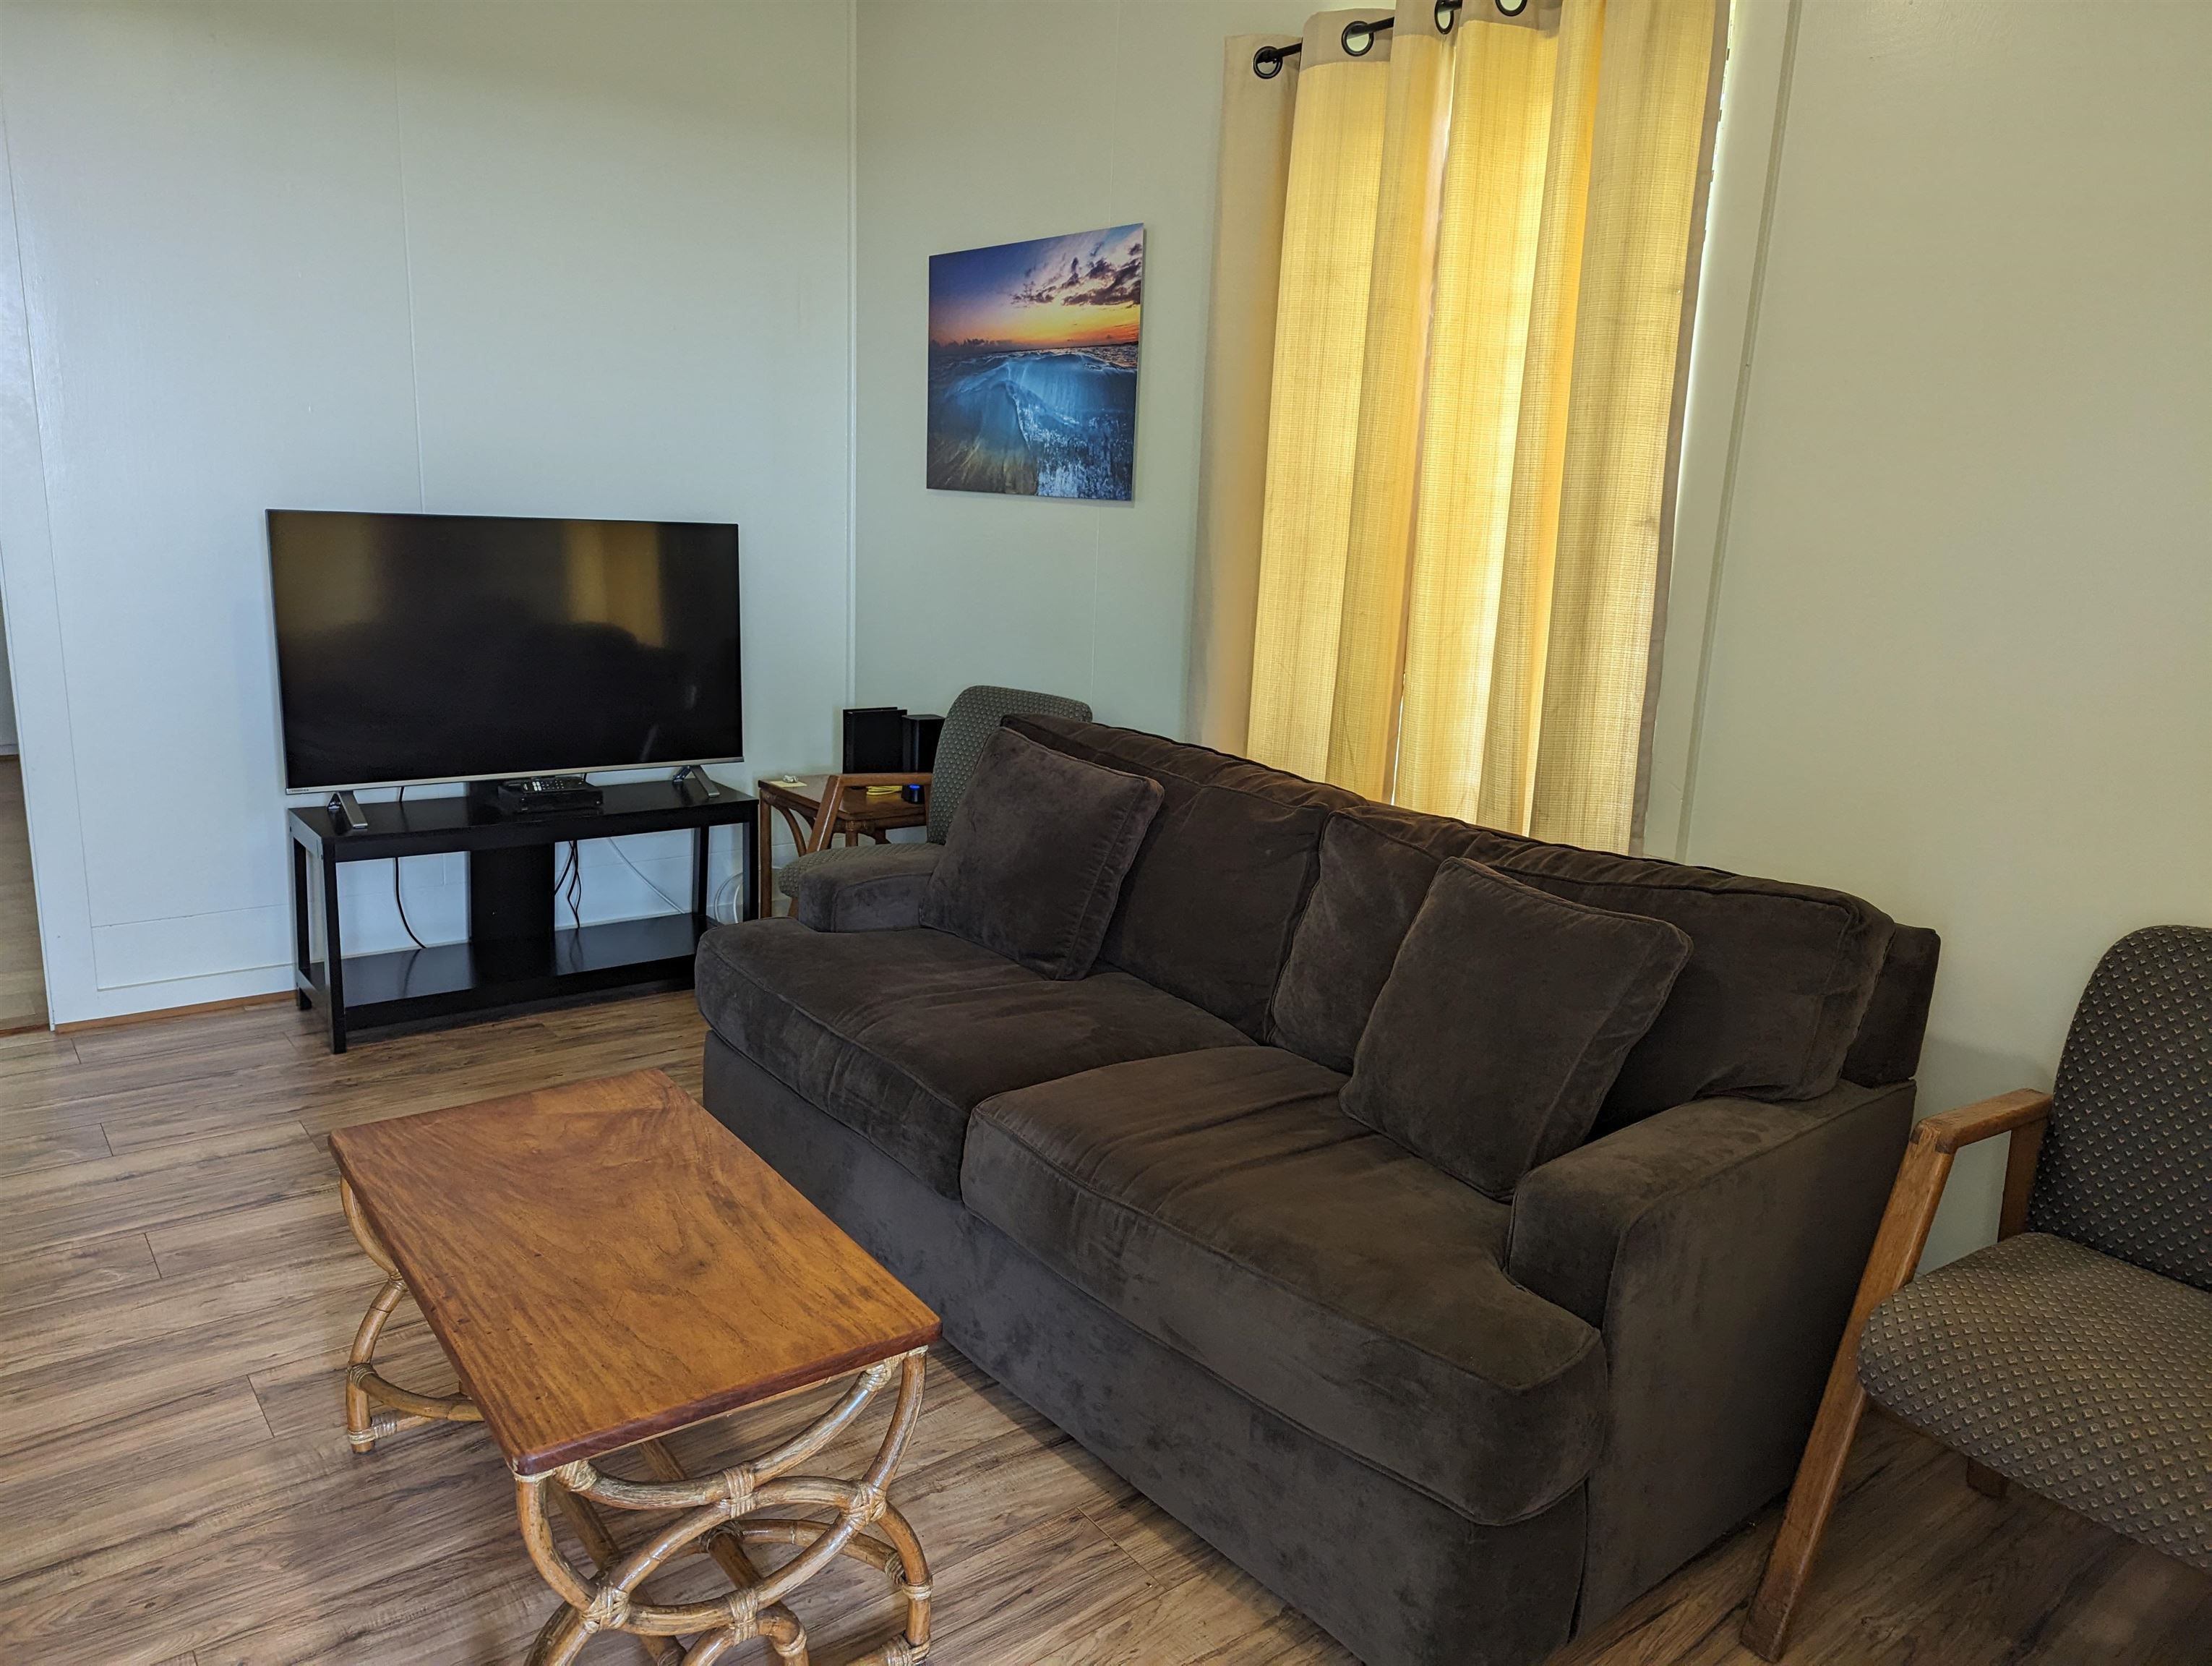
(920, 727), (1162, 980)
(1272, 802), (1896, 1126)
(1342, 860), (1692, 1198)
(1840, 924), (1942, 1088)
(1003, 716), (1353, 1036)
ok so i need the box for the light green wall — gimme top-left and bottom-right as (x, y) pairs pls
(853, 0), (1309, 732)
(1676, 0), (2212, 1265)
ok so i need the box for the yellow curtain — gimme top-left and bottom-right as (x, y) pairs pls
(1245, 13), (1392, 782)
(1188, 34), (1302, 756)
(1237, 0), (1721, 851)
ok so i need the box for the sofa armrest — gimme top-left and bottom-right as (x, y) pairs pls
(1506, 1080), (1917, 1621)
(1509, 1082), (1911, 1326)
(792, 843), (942, 932)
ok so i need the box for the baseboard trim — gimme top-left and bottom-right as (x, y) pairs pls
(53, 989), (296, 1035)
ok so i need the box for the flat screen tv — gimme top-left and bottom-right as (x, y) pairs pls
(267, 511), (741, 791)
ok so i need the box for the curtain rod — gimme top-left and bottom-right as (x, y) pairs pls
(1254, 0), (1533, 78)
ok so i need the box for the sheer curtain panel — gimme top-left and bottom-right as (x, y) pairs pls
(1196, 0), (1724, 852)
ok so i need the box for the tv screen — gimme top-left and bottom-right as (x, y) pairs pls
(268, 511), (741, 790)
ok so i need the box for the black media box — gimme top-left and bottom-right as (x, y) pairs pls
(492, 777), (604, 816)
(842, 706), (906, 773)
(902, 713), (944, 773)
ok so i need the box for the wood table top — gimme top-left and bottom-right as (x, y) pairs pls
(328, 1069), (940, 1477)
(756, 773), (926, 830)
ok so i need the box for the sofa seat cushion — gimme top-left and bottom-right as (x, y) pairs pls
(695, 920), (1253, 1199)
(1860, 1231), (2212, 1571)
(961, 1046), (1610, 1525)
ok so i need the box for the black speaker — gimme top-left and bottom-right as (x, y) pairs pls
(841, 706), (905, 773)
(902, 713), (944, 774)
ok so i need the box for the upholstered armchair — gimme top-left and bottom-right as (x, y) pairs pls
(1745, 925), (2212, 1657)
(773, 684), (1091, 910)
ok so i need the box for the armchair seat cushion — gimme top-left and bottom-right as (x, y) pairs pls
(1859, 1231), (2212, 1571)
(695, 920), (1252, 1198)
(961, 1046), (1610, 1526)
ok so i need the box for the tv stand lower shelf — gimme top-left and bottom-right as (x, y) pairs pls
(286, 783), (758, 1053)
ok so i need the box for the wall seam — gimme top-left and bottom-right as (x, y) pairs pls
(388, 4), (428, 510)
(1674, 0), (1803, 860)
(844, 0), (861, 708)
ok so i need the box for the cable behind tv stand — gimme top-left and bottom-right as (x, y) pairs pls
(286, 779), (758, 1053)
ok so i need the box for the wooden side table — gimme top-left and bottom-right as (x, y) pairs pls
(755, 774), (927, 919)
(328, 1069), (942, 1666)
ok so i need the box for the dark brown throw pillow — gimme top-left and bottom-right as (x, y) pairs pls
(1343, 859), (1692, 1198)
(921, 726), (1164, 980)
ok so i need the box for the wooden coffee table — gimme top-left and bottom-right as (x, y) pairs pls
(328, 1069), (942, 1665)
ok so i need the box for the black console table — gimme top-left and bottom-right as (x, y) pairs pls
(286, 782), (758, 1053)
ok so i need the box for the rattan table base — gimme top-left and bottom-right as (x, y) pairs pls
(340, 1178), (934, 1666)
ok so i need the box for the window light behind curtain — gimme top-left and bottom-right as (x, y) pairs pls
(1191, 0), (1724, 853)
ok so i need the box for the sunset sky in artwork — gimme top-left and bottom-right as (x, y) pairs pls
(929, 224), (1144, 350)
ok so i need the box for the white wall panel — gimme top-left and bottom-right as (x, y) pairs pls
(0, 0), (853, 1020)
(2, 2), (419, 946)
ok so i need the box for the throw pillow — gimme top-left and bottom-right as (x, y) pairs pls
(1343, 858), (1692, 1198)
(921, 725), (1163, 980)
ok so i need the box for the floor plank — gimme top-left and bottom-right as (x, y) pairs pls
(0, 1025), (77, 1079)
(0, 1120), (334, 1258)
(0, 1380), (278, 1582)
(0, 1115), (113, 1176)
(0, 988), (2203, 1666)
(0, 1229), (161, 1316)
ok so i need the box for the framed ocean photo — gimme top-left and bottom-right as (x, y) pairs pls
(927, 224), (1144, 500)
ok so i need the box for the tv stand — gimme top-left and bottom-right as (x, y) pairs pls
(286, 781), (758, 1053)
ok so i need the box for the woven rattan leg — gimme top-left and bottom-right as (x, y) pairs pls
(519, 1349), (934, 1666)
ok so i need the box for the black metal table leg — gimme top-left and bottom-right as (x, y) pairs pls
(291, 840), (313, 1011)
(320, 847), (348, 1054)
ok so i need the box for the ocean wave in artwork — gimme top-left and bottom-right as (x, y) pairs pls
(927, 346), (1137, 500)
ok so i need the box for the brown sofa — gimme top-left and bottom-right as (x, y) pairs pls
(695, 716), (1938, 1666)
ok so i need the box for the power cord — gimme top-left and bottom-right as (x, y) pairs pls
(393, 786), (427, 949)
(609, 838), (688, 916)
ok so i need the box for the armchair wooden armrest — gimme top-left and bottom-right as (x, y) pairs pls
(1913, 1087), (2053, 1151)
(1742, 1089), (2052, 1659)
(805, 772), (933, 854)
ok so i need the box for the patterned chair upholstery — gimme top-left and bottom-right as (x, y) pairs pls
(773, 685), (1092, 900)
(1857, 926), (2212, 1568)
(1746, 926), (2211, 1659)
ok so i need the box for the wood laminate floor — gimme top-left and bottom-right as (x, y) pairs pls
(0, 756), (46, 1034)
(1, 992), (2205, 1665)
